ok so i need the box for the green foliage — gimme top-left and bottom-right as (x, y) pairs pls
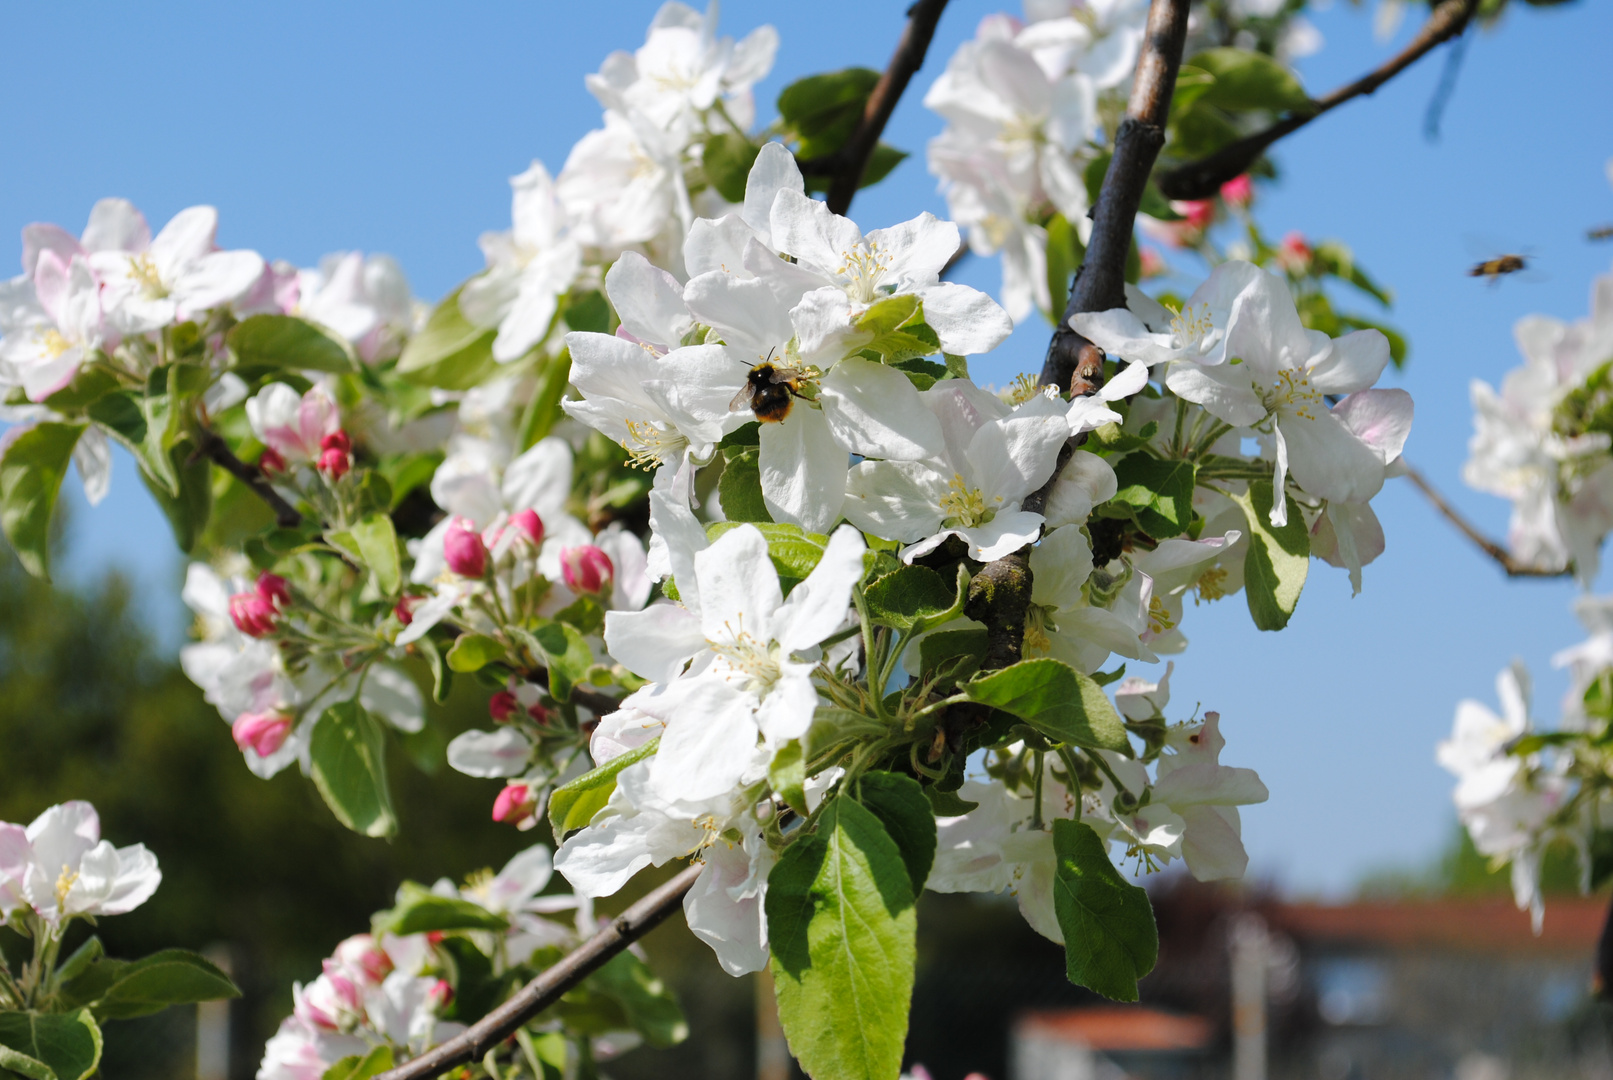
(1045, 213), (1082, 320)
(706, 521), (828, 586)
(854, 295), (942, 362)
(140, 441), (213, 554)
(963, 659), (1130, 752)
(0, 422), (82, 580)
(857, 772), (936, 893)
(718, 446), (772, 523)
(777, 68), (880, 160)
(768, 740), (808, 817)
(582, 951), (689, 1049)
(310, 699), (398, 838)
(530, 621), (592, 703)
(322, 1045), (395, 1080)
(228, 314), (358, 374)
(0, 1009), (102, 1080)
(1109, 455), (1196, 539)
(395, 285), (500, 390)
(56, 949), (240, 1020)
(549, 737), (661, 839)
(1051, 820), (1158, 1002)
(1187, 48), (1311, 113)
(767, 799), (917, 1080)
(703, 132), (763, 203)
(326, 513), (402, 595)
(371, 881), (510, 936)
(864, 564), (965, 632)
(446, 633), (508, 673)
(1231, 481), (1309, 631)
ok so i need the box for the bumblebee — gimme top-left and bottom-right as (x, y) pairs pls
(731, 360), (810, 423)
(1468, 254), (1529, 281)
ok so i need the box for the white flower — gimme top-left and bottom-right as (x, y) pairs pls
(15, 801), (161, 924)
(293, 252), (418, 362)
(88, 205), (265, 333)
(1069, 263), (1265, 370)
(246, 382), (341, 465)
(842, 380), (1067, 561)
(0, 251), (105, 401)
(460, 162), (583, 363)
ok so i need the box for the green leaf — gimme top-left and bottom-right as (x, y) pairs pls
(1111, 455), (1197, 539)
(858, 143), (908, 190)
(519, 348), (574, 450)
(0, 422), (82, 581)
(548, 737), (661, 838)
(42, 367), (120, 412)
(396, 284), (500, 390)
(1051, 819), (1158, 1001)
(864, 564), (965, 633)
(140, 441), (213, 553)
(923, 786), (979, 817)
(586, 951), (689, 1049)
(373, 881), (510, 937)
(1171, 64), (1215, 113)
(918, 627), (988, 681)
(768, 739), (808, 816)
(706, 521), (828, 581)
(857, 771), (935, 893)
(322, 1046), (395, 1080)
(854, 295), (942, 362)
(228, 314), (357, 373)
(446, 633), (507, 673)
(718, 446), (772, 523)
(416, 636), (452, 703)
(309, 699), (397, 838)
(963, 658), (1130, 752)
(58, 950), (240, 1021)
(0, 1010), (102, 1080)
(1189, 48), (1311, 113)
(555, 594), (606, 637)
(1230, 480), (1309, 631)
(1045, 213), (1082, 320)
(532, 621), (592, 703)
(350, 514), (402, 595)
(777, 68), (880, 158)
(767, 799), (916, 1080)
(703, 132), (763, 203)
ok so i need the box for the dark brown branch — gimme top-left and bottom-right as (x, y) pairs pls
(196, 428), (302, 528)
(1401, 463), (1568, 579)
(1155, 0), (1479, 201)
(1042, 0), (1192, 391)
(823, 0), (950, 216)
(374, 863), (703, 1080)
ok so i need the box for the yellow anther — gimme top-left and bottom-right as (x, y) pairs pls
(621, 418), (687, 471)
(127, 253), (167, 296)
(1004, 372), (1041, 406)
(1146, 596), (1177, 636)
(1195, 567), (1229, 604)
(708, 616), (784, 692)
(1269, 368), (1322, 421)
(1169, 302), (1214, 346)
(37, 328), (70, 358)
(939, 473), (996, 528)
(55, 866), (79, 911)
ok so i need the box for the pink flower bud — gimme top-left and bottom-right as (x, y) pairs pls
(317, 446), (351, 478)
(528, 701), (552, 726)
(509, 508), (545, 546)
(320, 430), (352, 454)
(1138, 247), (1166, 280)
(394, 594), (420, 626)
(229, 592), (279, 637)
(258, 447), (287, 475)
(428, 979), (454, 1010)
(256, 572), (292, 610)
(1277, 231), (1313, 274)
(1180, 199), (1215, 229)
(561, 545), (613, 595)
(492, 783), (538, 827)
(489, 690), (520, 724)
(332, 934), (393, 985)
(1219, 174), (1254, 209)
(232, 711), (294, 756)
(444, 519), (489, 578)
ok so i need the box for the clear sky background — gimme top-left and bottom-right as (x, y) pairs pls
(6, 0), (1612, 896)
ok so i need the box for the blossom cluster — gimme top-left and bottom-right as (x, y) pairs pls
(0, 801), (160, 927)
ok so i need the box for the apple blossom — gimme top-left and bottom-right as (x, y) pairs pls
(247, 383), (343, 467)
(233, 710), (295, 757)
(88, 204), (264, 333)
(13, 801), (162, 924)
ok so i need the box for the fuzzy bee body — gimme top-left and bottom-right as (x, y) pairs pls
(732, 362), (809, 423)
(1468, 254), (1529, 281)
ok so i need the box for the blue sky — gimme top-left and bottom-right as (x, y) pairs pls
(7, 0), (1612, 895)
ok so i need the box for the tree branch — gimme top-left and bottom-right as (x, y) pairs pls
(1400, 463), (1568, 579)
(374, 863), (704, 1080)
(1155, 0), (1479, 201)
(1042, 0), (1192, 392)
(195, 428), (302, 528)
(823, 0), (950, 216)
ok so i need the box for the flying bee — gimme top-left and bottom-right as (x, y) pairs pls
(1588, 225), (1613, 242)
(730, 351), (812, 423)
(1468, 254), (1530, 282)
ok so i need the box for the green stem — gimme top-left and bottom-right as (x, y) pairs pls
(1084, 748), (1133, 798)
(1031, 751), (1046, 830)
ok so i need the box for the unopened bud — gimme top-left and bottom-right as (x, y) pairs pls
(491, 783), (538, 828)
(394, 594), (420, 626)
(509, 508), (545, 546)
(320, 431), (352, 455)
(229, 592), (279, 637)
(256, 572), (292, 609)
(318, 446), (351, 478)
(258, 447), (287, 475)
(232, 710), (294, 756)
(1219, 174), (1253, 209)
(428, 978), (454, 1010)
(488, 690), (520, 723)
(561, 545), (613, 595)
(444, 519), (489, 578)
(332, 934), (393, 984)
(1277, 231), (1313, 273)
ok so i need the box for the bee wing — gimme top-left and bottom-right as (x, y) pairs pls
(729, 384), (755, 412)
(768, 365), (805, 385)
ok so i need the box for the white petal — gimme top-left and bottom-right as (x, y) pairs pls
(917, 282), (1012, 355)
(604, 604), (706, 684)
(758, 407), (847, 533)
(446, 728), (534, 778)
(818, 357), (945, 461)
(774, 524), (867, 653)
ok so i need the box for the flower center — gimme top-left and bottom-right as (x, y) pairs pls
(1146, 596), (1176, 636)
(1022, 605), (1055, 655)
(939, 473), (999, 529)
(708, 619), (783, 694)
(1168, 302), (1214, 350)
(1266, 367), (1322, 421)
(36, 327), (71, 358)
(1004, 372), (1044, 406)
(622, 418), (688, 470)
(834, 241), (891, 304)
(1194, 567), (1228, 604)
(127, 253), (167, 298)
(55, 866), (79, 911)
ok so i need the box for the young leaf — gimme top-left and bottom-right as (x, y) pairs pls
(1045, 213), (1081, 319)
(548, 737), (661, 839)
(703, 132), (763, 203)
(864, 565), (959, 631)
(0, 1009), (103, 1080)
(322, 1046), (395, 1080)
(706, 521), (828, 581)
(0, 422), (83, 580)
(1110, 454), (1197, 539)
(228, 314), (357, 373)
(857, 771), (936, 893)
(396, 284), (500, 390)
(1230, 480), (1309, 631)
(586, 951), (689, 1049)
(310, 699), (397, 838)
(919, 627), (988, 681)
(1051, 819), (1158, 1002)
(533, 621), (592, 702)
(767, 799), (916, 1080)
(777, 68), (880, 158)
(1189, 47), (1312, 113)
(446, 633), (507, 673)
(923, 786), (979, 817)
(140, 442), (213, 554)
(372, 881), (510, 937)
(963, 658), (1130, 752)
(768, 739), (808, 816)
(718, 447), (772, 523)
(350, 514), (402, 595)
(59, 950), (240, 1020)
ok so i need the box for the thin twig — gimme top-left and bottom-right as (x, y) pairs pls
(820, 0), (950, 217)
(1042, 0), (1192, 391)
(1400, 463), (1568, 578)
(1156, 0), (1479, 200)
(374, 864), (704, 1080)
(196, 428), (302, 528)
